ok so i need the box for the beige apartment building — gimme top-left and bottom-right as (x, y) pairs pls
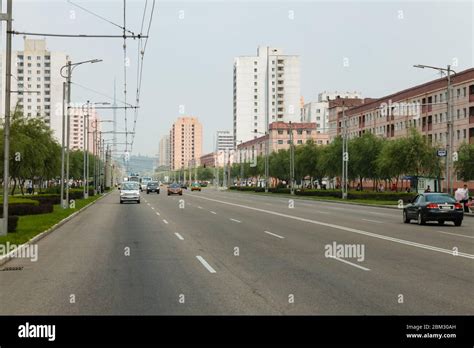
(328, 67), (474, 188)
(236, 121), (329, 163)
(169, 116), (203, 170)
(330, 68), (474, 148)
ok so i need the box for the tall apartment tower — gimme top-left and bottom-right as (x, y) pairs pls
(216, 130), (234, 151)
(0, 38), (68, 141)
(169, 116), (203, 170)
(302, 91), (362, 133)
(158, 134), (170, 167)
(233, 46), (301, 147)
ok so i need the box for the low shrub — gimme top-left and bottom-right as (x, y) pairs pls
(7, 216), (19, 232)
(29, 194), (61, 206)
(295, 189), (342, 198)
(0, 203), (53, 216)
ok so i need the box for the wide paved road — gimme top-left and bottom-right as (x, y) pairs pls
(1, 188), (473, 315)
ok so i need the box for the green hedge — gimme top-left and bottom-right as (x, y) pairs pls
(230, 186), (416, 202)
(0, 203), (53, 216)
(295, 189), (342, 198)
(7, 216), (19, 233)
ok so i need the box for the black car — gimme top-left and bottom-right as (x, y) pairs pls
(403, 193), (463, 226)
(146, 181), (160, 194)
(180, 183), (187, 190)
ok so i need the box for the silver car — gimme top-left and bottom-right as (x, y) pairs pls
(120, 182), (141, 204)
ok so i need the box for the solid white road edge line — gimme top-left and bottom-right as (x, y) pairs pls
(264, 230), (285, 239)
(361, 218), (383, 224)
(437, 231), (474, 239)
(196, 255), (216, 273)
(328, 256), (371, 271)
(191, 195), (474, 260)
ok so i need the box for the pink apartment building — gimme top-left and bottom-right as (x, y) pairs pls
(170, 116), (203, 170)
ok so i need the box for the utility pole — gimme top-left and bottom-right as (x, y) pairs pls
(264, 47), (270, 192)
(113, 79), (117, 155)
(194, 159), (198, 182)
(65, 62), (72, 206)
(413, 64), (456, 194)
(60, 58), (102, 205)
(342, 102), (348, 199)
(289, 121), (295, 195)
(240, 148), (244, 187)
(85, 105), (90, 196)
(60, 82), (67, 207)
(1, 0), (13, 235)
(447, 65), (454, 195)
(223, 150), (227, 188)
(83, 101), (90, 199)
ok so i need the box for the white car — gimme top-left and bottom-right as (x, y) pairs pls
(120, 182), (141, 204)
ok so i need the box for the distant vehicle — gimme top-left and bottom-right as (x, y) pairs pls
(180, 183), (188, 190)
(200, 181), (208, 187)
(403, 193), (463, 226)
(120, 182), (140, 204)
(191, 182), (202, 191)
(140, 176), (152, 191)
(146, 181), (160, 194)
(128, 175), (140, 183)
(168, 183), (183, 196)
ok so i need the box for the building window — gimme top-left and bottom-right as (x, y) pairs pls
(278, 140), (283, 144)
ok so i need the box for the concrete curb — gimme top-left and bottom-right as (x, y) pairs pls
(0, 191), (112, 267)
(227, 190), (474, 217)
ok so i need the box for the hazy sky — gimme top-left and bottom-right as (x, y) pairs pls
(7, 0), (474, 156)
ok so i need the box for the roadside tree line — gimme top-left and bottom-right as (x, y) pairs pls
(0, 112), (102, 194)
(229, 128), (473, 190)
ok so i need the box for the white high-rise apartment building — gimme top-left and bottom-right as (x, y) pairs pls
(302, 91), (361, 133)
(0, 39), (68, 141)
(158, 134), (170, 167)
(233, 46), (301, 147)
(216, 130), (233, 151)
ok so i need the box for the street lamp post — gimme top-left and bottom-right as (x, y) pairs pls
(414, 64), (456, 194)
(60, 58), (102, 208)
(289, 121), (295, 195)
(341, 101), (349, 199)
(82, 101), (110, 199)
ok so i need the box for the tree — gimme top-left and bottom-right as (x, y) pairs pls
(269, 149), (290, 183)
(455, 143), (474, 181)
(350, 132), (384, 189)
(197, 166), (214, 181)
(377, 128), (442, 189)
(295, 140), (324, 187)
(0, 112), (61, 194)
(320, 136), (343, 179)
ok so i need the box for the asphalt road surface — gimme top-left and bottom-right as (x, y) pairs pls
(1, 188), (473, 315)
